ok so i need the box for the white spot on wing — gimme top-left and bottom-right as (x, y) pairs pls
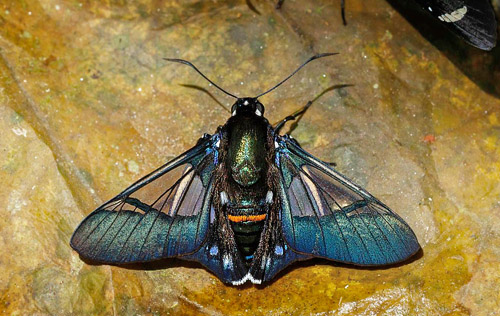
(220, 191), (229, 205)
(265, 191), (273, 204)
(261, 255), (267, 269)
(209, 245), (218, 256)
(275, 245), (284, 256)
(223, 254), (233, 270)
(438, 6), (467, 23)
(210, 205), (216, 223)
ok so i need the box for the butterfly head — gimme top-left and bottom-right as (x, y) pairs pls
(231, 98), (265, 117)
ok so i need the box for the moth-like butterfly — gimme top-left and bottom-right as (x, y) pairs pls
(276, 0), (497, 50)
(70, 54), (420, 285)
(414, 0), (497, 50)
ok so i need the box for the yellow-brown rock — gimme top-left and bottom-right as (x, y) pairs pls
(0, 0), (499, 315)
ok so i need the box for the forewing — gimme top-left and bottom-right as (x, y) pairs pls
(276, 136), (420, 266)
(414, 0), (497, 50)
(70, 135), (219, 263)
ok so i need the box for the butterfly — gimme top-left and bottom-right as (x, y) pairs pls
(70, 54), (421, 285)
(414, 0), (497, 50)
(275, 0), (497, 50)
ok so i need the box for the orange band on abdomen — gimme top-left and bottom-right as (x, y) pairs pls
(228, 214), (267, 223)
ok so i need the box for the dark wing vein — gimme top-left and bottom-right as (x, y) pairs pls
(278, 137), (420, 265)
(100, 210), (134, 257)
(362, 203), (399, 261)
(297, 163), (371, 260)
(162, 169), (197, 256)
(115, 168), (195, 261)
(82, 200), (124, 253)
(136, 169), (192, 260)
(367, 202), (411, 252)
(308, 173), (381, 262)
(194, 182), (211, 246)
(71, 135), (219, 264)
(286, 176), (298, 246)
(292, 162), (329, 254)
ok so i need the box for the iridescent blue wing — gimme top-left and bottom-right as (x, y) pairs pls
(275, 135), (421, 266)
(184, 223), (250, 284)
(414, 0), (497, 50)
(70, 134), (220, 263)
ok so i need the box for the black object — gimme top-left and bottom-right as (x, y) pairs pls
(71, 54), (420, 285)
(413, 0), (497, 50)
(275, 0), (497, 50)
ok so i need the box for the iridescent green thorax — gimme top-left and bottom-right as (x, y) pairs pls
(227, 115), (268, 187)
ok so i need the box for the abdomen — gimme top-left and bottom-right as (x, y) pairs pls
(228, 208), (267, 263)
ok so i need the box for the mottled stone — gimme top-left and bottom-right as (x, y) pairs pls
(0, 0), (499, 315)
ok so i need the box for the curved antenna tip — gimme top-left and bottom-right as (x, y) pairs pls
(255, 52), (339, 98)
(315, 52), (339, 58)
(164, 58), (238, 99)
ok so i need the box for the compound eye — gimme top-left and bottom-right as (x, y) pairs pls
(231, 103), (237, 116)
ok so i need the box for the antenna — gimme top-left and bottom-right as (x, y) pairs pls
(164, 58), (239, 99)
(341, 0), (346, 25)
(254, 53), (338, 99)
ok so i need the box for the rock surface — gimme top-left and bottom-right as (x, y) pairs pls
(0, 0), (499, 315)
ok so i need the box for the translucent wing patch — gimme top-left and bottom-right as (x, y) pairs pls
(276, 136), (420, 266)
(70, 135), (219, 264)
